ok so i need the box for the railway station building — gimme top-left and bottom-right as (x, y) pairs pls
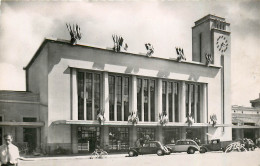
(0, 14), (232, 154)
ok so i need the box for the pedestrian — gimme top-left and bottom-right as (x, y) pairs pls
(0, 134), (20, 166)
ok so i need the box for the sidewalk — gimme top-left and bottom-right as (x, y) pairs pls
(21, 153), (128, 161)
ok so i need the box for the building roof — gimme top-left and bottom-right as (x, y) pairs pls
(0, 90), (39, 103)
(232, 105), (260, 112)
(23, 38), (222, 71)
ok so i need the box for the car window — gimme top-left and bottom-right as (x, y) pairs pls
(143, 143), (149, 147)
(212, 140), (218, 144)
(189, 141), (196, 145)
(176, 141), (182, 145)
(150, 143), (157, 148)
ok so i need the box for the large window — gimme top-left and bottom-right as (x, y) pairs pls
(109, 127), (129, 151)
(109, 76), (115, 121)
(185, 83), (201, 123)
(77, 71), (101, 120)
(161, 81), (179, 122)
(137, 78), (156, 122)
(109, 74), (130, 121)
(137, 128), (156, 141)
(78, 127), (100, 152)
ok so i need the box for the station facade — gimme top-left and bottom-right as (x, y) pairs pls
(0, 14), (232, 154)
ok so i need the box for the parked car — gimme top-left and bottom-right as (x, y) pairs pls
(199, 139), (232, 153)
(128, 141), (170, 157)
(165, 139), (200, 154)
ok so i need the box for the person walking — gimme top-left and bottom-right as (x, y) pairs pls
(0, 134), (20, 166)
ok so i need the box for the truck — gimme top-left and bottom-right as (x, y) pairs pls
(199, 139), (232, 153)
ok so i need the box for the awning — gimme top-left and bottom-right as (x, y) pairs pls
(52, 120), (230, 127)
(232, 125), (260, 129)
(0, 121), (44, 127)
(232, 116), (260, 126)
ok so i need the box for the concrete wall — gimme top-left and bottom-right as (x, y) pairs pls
(26, 44), (49, 148)
(44, 40), (229, 143)
(0, 102), (40, 143)
(192, 21), (212, 64)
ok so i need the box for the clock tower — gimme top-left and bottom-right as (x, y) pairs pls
(192, 14), (231, 129)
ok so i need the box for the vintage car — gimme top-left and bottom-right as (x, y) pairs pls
(128, 141), (170, 157)
(199, 139), (232, 153)
(165, 139), (200, 154)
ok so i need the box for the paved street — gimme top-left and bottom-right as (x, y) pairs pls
(19, 149), (260, 166)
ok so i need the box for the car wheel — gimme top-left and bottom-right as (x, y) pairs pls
(129, 151), (135, 157)
(200, 148), (206, 153)
(187, 148), (195, 154)
(157, 149), (163, 156)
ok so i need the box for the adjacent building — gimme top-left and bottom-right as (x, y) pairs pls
(0, 14), (232, 154)
(232, 94), (260, 141)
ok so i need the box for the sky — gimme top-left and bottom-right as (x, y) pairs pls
(0, 0), (259, 107)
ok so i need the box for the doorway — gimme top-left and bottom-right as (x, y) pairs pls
(23, 128), (37, 153)
(77, 126), (100, 153)
(23, 117), (37, 153)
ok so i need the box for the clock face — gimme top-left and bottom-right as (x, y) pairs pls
(216, 35), (228, 53)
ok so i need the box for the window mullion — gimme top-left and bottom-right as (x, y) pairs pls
(141, 79), (144, 122)
(188, 84), (192, 116)
(172, 82), (175, 122)
(83, 72), (87, 120)
(92, 73), (95, 120)
(194, 85), (198, 123)
(122, 77), (125, 121)
(148, 80), (151, 122)
(166, 81), (169, 116)
(114, 76), (117, 121)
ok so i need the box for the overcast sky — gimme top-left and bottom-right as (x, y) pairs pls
(0, 0), (259, 107)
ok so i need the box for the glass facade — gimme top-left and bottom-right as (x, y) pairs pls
(77, 71), (204, 123)
(137, 78), (142, 121)
(185, 83), (201, 122)
(124, 77), (129, 121)
(161, 81), (179, 122)
(144, 79), (148, 121)
(117, 76), (122, 121)
(78, 127), (100, 152)
(109, 76), (115, 121)
(109, 75), (130, 121)
(163, 128), (180, 144)
(162, 81), (167, 115)
(150, 80), (155, 121)
(77, 72), (84, 120)
(137, 128), (156, 141)
(109, 127), (129, 151)
(137, 78), (156, 122)
(77, 71), (101, 120)
(174, 82), (179, 122)
(75, 71), (208, 152)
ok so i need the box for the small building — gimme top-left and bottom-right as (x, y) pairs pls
(232, 94), (260, 142)
(0, 14), (232, 154)
(0, 91), (44, 153)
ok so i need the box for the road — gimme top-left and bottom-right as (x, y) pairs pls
(19, 150), (260, 166)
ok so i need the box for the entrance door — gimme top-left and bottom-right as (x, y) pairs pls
(23, 128), (37, 153)
(23, 117), (37, 153)
(78, 126), (100, 153)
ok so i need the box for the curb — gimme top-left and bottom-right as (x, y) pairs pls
(20, 154), (127, 161)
